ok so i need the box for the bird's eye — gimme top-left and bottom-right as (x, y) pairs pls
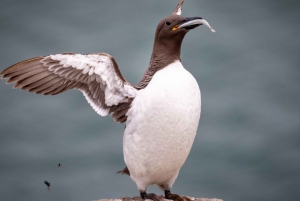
(165, 21), (171, 26)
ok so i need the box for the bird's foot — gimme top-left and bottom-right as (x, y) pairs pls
(165, 190), (191, 201)
(140, 192), (164, 201)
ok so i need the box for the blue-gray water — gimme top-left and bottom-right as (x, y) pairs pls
(0, 1), (299, 201)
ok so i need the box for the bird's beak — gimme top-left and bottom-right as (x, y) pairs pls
(173, 17), (215, 32)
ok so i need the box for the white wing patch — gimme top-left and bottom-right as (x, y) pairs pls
(176, 7), (182, 15)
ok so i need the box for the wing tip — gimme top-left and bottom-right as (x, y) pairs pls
(172, 0), (184, 15)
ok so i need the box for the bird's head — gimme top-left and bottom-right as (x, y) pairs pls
(153, 0), (215, 55)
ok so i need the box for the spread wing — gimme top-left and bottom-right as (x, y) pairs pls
(172, 0), (184, 15)
(0, 53), (138, 123)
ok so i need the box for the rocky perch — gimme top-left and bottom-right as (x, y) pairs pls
(96, 197), (223, 201)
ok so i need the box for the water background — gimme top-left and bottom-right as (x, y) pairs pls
(0, 0), (299, 201)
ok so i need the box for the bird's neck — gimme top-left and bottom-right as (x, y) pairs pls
(137, 42), (182, 89)
(151, 37), (183, 64)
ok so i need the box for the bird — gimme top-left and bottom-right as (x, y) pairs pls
(0, 0), (215, 200)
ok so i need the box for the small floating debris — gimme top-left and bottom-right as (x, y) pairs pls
(44, 180), (50, 190)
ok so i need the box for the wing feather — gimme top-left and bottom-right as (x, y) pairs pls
(2, 64), (42, 79)
(7, 67), (48, 84)
(36, 79), (65, 94)
(25, 75), (59, 92)
(14, 71), (52, 88)
(2, 58), (43, 74)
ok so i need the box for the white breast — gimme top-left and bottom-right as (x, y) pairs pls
(123, 60), (201, 191)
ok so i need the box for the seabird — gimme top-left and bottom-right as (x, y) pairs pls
(1, 1), (215, 200)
